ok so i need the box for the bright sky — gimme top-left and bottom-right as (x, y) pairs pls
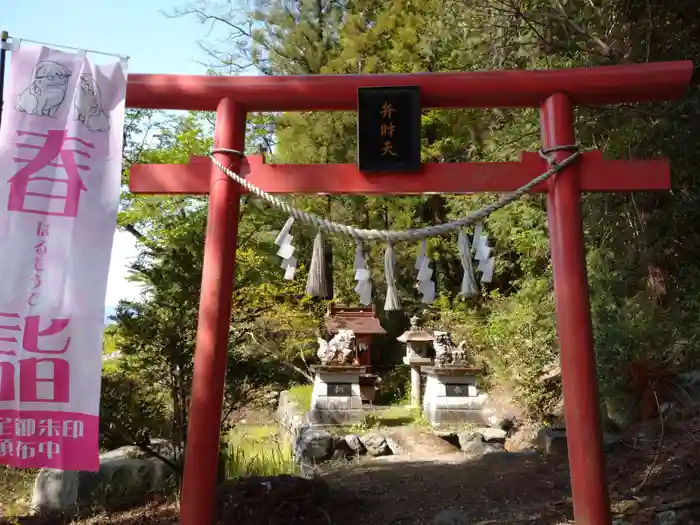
(4, 0), (217, 308)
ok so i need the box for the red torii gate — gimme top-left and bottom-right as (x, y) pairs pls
(126, 61), (693, 525)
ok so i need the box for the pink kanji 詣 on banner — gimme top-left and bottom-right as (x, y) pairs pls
(0, 44), (127, 471)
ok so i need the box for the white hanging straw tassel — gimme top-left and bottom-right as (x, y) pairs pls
(305, 230), (328, 298)
(384, 243), (401, 311)
(354, 240), (372, 306)
(458, 230), (478, 296)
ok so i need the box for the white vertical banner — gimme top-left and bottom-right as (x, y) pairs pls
(0, 44), (127, 471)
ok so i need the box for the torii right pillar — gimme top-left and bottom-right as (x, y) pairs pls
(541, 93), (611, 524)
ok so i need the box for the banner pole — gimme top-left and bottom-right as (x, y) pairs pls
(0, 31), (9, 133)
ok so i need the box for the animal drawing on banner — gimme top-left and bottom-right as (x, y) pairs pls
(317, 329), (357, 365)
(73, 74), (110, 132)
(15, 61), (72, 118)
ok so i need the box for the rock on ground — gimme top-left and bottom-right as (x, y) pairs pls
(458, 431), (506, 456)
(295, 427), (334, 464)
(470, 427), (507, 443)
(344, 434), (365, 454)
(536, 427), (568, 456)
(31, 439), (178, 514)
(360, 432), (391, 456)
(387, 427), (458, 457)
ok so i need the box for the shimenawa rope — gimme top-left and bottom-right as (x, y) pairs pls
(208, 145), (580, 244)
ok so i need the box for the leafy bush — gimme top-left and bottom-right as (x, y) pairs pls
(375, 364), (411, 405)
(99, 369), (171, 452)
(287, 384), (314, 409)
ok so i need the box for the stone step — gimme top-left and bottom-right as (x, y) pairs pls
(387, 427), (459, 456)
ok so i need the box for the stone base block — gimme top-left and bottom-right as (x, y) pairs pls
(424, 407), (487, 427)
(422, 367), (486, 427)
(310, 365), (366, 426)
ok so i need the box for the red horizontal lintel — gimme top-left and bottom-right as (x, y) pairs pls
(126, 61), (693, 112)
(128, 152), (670, 196)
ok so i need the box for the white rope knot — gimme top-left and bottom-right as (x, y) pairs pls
(538, 144), (578, 167)
(211, 148), (245, 157)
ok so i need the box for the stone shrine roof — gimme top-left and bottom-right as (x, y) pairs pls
(397, 329), (434, 343)
(325, 305), (387, 335)
(397, 315), (434, 343)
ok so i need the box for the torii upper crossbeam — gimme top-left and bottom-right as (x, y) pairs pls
(127, 61), (694, 525)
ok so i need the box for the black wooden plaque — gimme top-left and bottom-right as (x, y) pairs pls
(357, 86), (422, 173)
(326, 383), (352, 397)
(445, 384), (468, 397)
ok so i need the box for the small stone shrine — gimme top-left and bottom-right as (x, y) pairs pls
(325, 305), (387, 404)
(422, 331), (486, 427)
(397, 316), (434, 408)
(309, 329), (366, 424)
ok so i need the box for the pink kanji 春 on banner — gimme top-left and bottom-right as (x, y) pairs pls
(9, 130), (93, 217)
(0, 44), (128, 471)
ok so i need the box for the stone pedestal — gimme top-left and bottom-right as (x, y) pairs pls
(403, 356), (432, 408)
(309, 365), (366, 425)
(422, 366), (486, 427)
(359, 373), (379, 404)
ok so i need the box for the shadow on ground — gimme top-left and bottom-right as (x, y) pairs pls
(323, 410), (700, 525)
(322, 452), (575, 524)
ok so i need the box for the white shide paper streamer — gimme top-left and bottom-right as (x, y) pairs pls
(275, 216), (297, 280)
(415, 239), (435, 304)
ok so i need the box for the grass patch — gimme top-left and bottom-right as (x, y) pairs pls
(224, 425), (296, 478)
(372, 406), (422, 427)
(341, 406), (429, 434)
(287, 383), (313, 409)
(0, 466), (36, 516)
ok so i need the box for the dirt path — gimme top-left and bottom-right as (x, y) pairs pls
(322, 451), (574, 524)
(320, 413), (700, 524)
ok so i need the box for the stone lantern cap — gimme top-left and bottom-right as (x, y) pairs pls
(397, 315), (434, 344)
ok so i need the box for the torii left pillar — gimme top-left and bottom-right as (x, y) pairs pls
(177, 98), (246, 525)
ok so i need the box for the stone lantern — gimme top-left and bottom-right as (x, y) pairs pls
(397, 315), (434, 408)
